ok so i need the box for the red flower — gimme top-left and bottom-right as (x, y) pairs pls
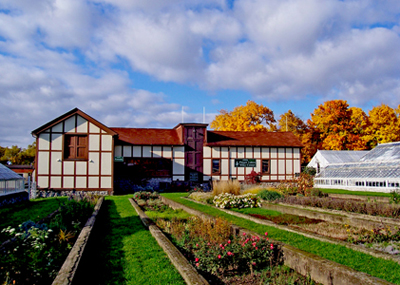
(243, 232), (246, 236)
(218, 255), (221, 259)
(196, 244), (199, 247)
(270, 244), (274, 249)
(195, 258), (199, 262)
(196, 263), (199, 267)
(227, 251), (233, 256)
(252, 262), (256, 266)
(265, 232), (268, 236)
(228, 240), (231, 244)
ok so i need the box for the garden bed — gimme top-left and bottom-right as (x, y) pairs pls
(132, 192), (318, 285)
(0, 194), (100, 285)
(164, 192), (400, 284)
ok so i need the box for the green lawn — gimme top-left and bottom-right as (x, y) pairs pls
(0, 197), (67, 229)
(72, 196), (185, 285)
(162, 192), (400, 284)
(317, 188), (391, 197)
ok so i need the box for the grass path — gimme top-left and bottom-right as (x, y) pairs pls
(72, 196), (185, 285)
(163, 192), (400, 284)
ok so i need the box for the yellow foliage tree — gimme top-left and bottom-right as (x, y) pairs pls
(364, 104), (400, 147)
(210, 100), (276, 131)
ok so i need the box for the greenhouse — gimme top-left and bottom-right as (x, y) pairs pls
(0, 163), (25, 196)
(314, 141), (400, 192)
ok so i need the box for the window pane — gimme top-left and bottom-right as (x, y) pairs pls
(212, 159), (220, 174)
(262, 160), (269, 173)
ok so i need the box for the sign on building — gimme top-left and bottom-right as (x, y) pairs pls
(234, 159), (256, 167)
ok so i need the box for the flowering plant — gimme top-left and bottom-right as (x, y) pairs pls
(213, 193), (261, 209)
(133, 191), (159, 201)
(192, 232), (273, 275)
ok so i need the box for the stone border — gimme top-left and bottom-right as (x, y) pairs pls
(161, 196), (395, 285)
(329, 193), (390, 203)
(52, 196), (104, 285)
(129, 198), (209, 285)
(267, 202), (400, 228)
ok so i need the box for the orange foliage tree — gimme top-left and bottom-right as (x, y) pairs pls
(210, 100), (276, 131)
(364, 104), (400, 147)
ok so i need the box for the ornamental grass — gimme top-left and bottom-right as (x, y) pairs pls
(212, 180), (241, 196)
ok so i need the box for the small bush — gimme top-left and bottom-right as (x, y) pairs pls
(390, 190), (400, 204)
(213, 193), (261, 209)
(133, 191), (159, 201)
(188, 192), (214, 203)
(257, 190), (283, 201)
(244, 171), (261, 184)
(307, 188), (328, 198)
(212, 180), (241, 196)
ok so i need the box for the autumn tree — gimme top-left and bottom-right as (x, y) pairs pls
(0, 143), (36, 165)
(211, 100), (276, 131)
(307, 100), (369, 151)
(364, 104), (400, 147)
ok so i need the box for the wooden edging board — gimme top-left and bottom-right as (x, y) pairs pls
(129, 198), (209, 285)
(160, 196), (395, 285)
(52, 196), (104, 285)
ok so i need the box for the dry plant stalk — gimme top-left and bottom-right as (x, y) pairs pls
(212, 180), (241, 196)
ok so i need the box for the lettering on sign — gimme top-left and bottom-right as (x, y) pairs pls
(234, 159), (256, 167)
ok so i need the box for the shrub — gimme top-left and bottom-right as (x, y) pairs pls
(212, 180), (241, 196)
(213, 193), (261, 209)
(257, 190), (283, 201)
(133, 191), (159, 201)
(390, 190), (400, 204)
(188, 192), (214, 203)
(307, 188), (328, 198)
(244, 171), (261, 184)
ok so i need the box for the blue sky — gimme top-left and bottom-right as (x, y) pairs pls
(1, 0), (400, 147)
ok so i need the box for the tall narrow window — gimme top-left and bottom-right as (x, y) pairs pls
(212, 159), (220, 174)
(262, 159), (270, 173)
(64, 135), (88, 160)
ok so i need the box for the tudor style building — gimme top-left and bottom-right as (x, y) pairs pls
(32, 108), (303, 194)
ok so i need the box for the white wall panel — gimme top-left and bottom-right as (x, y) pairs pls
(294, 160), (301, 173)
(50, 176), (61, 188)
(212, 147), (220, 158)
(278, 148), (285, 158)
(114, 145), (122, 157)
(238, 176), (244, 181)
(52, 133), (62, 150)
(221, 176), (228, 180)
(286, 148), (293, 158)
(203, 147), (211, 158)
(89, 135), (100, 151)
(221, 159), (229, 175)
(278, 175), (286, 180)
(153, 146), (162, 157)
(133, 146), (141, 157)
(245, 147), (253, 158)
(238, 167), (244, 175)
(76, 161), (87, 175)
(293, 148), (300, 159)
(173, 146), (185, 158)
(101, 153), (112, 175)
(163, 147), (171, 158)
(123, 145), (132, 157)
(279, 160), (285, 174)
(89, 152), (99, 175)
(230, 147), (237, 158)
(245, 167), (253, 174)
(254, 147), (260, 158)
(38, 176), (49, 188)
(286, 160), (293, 174)
(261, 148), (269, 158)
(101, 135), (112, 151)
(237, 147), (244, 158)
(89, 177), (99, 188)
(76, 177), (86, 188)
(143, 146), (152, 157)
(65, 116), (76, 133)
(52, 123), (63, 133)
(63, 177), (74, 188)
(270, 160), (277, 175)
(270, 175), (277, 180)
(221, 147), (229, 158)
(89, 123), (100, 133)
(51, 152), (62, 175)
(38, 134), (50, 150)
(255, 160), (261, 173)
(173, 158), (185, 175)
(38, 152), (49, 175)
(63, 161), (75, 175)
(76, 116), (88, 133)
(203, 159), (211, 175)
(101, 177), (112, 188)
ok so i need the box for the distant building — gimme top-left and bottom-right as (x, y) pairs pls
(307, 150), (368, 174)
(313, 142), (400, 192)
(0, 163), (25, 196)
(32, 108), (303, 194)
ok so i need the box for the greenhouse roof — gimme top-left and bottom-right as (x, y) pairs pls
(317, 150), (367, 164)
(317, 160), (400, 179)
(360, 141), (400, 162)
(0, 163), (24, 180)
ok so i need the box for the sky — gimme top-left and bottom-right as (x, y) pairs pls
(1, 0), (400, 147)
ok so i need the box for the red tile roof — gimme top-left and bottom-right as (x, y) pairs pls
(112, 127), (303, 148)
(111, 128), (184, 145)
(206, 131), (303, 147)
